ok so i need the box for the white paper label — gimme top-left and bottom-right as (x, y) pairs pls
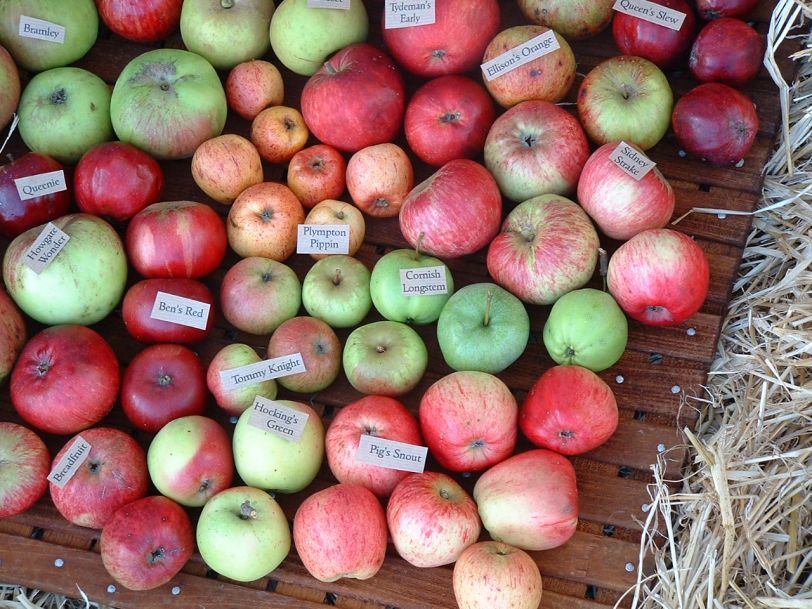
(384, 0), (436, 29)
(307, 0), (351, 8)
(219, 353), (307, 390)
(14, 170), (67, 201)
(248, 396), (309, 442)
(18, 16), (66, 43)
(149, 292), (211, 330)
(610, 142), (657, 180)
(23, 222), (70, 274)
(355, 435), (428, 473)
(296, 224), (351, 255)
(400, 266), (449, 296)
(47, 436), (91, 488)
(612, 0), (686, 30)
(481, 30), (560, 82)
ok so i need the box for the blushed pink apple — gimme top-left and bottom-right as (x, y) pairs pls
(267, 316), (342, 394)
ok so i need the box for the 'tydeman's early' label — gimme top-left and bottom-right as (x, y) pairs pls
(384, 0), (436, 29)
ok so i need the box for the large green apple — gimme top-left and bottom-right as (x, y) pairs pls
(302, 254), (372, 328)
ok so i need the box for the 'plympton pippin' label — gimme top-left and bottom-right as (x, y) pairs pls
(248, 396), (309, 442)
(612, 0), (686, 30)
(149, 292), (211, 330)
(384, 0), (436, 29)
(219, 353), (307, 390)
(19, 15), (66, 43)
(610, 141), (657, 180)
(15, 170), (68, 201)
(400, 266), (449, 296)
(355, 435), (428, 473)
(481, 29), (560, 82)
(47, 436), (91, 488)
(307, 0), (351, 9)
(297, 224), (350, 255)
(23, 222), (70, 274)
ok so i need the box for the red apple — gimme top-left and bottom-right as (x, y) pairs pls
(267, 316), (341, 393)
(0, 422), (49, 519)
(689, 18), (764, 86)
(0, 44), (20, 130)
(346, 143), (413, 218)
(250, 105), (309, 164)
(696, 0), (759, 19)
(206, 343), (278, 416)
(517, 0), (615, 40)
(225, 59), (284, 121)
(96, 0), (183, 42)
(287, 144), (347, 209)
(0, 287), (26, 385)
(191, 134), (264, 205)
(612, 0), (698, 68)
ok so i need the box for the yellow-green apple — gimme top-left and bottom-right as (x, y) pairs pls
(486, 194), (599, 305)
(387, 471), (481, 568)
(302, 255), (372, 328)
(607, 228), (710, 325)
(696, 0), (759, 18)
(207, 343), (278, 416)
(0, 44), (19, 129)
(191, 134), (264, 205)
(399, 159), (502, 259)
(287, 144), (347, 209)
(303, 199), (365, 260)
(325, 395), (423, 498)
(251, 105), (309, 164)
(293, 483), (387, 582)
(196, 485), (291, 582)
(226, 59), (285, 120)
(484, 100), (590, 201)
(0, 153), (70, 239)
(613, 0), (697, 68)
(96, 0), (183, 43)
(542, 287), (627, 372)
(418, 371), (517, 473)
(689, 18), (764, 86)
(473, 448), (578, 550)
(0, 288), (26, 385)
(267, 316), (341, 393)
(346, 143), (413, 218)
(518, 0), (614, 39)
(0, 422), (49, 518)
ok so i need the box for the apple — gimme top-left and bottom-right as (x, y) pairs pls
(0, 288), (26, 385)
(325, 395), (423, 498)
(226, 59), (285, 121)
(486, 194), (599, 306)
(100, 495), (195, 591)
(399, 159), (502, 259)
(191, 134), (264, 205)
(387, 472), (481, 568)
(453, 541), (543, 609)
(696, 0), (759, 19)
(121, 343), (208, 433)
(267, 316), (341, 393)
(49, 427), (149, 529)
(0, 44), (19, 130)
(689, 18), (764, 86)
(346, 143), (414, 218)
(517, 0), (614, 40)
(110, 48), (227, 160)
(381, 0), (500, 78)
(303, 198), (365, 260)
(484, 100), (590, 201)
(207, 343), (278, 416)
(96, 0), (183, 42)
(576, 141), (676, 240)
(612, 0), (697, 67)
(3, 213), (128, 326)
(404, 75), (495, 168)
(436, 282), (529, 374)
(10, 325), (119, 435)
(17, 67), (113, 164)
(74, 142), (165, 222)
(577, 55), (674, 151)
(302, 255), (372, 328)
(473, 449), (579, 551)
(251, 105), (310, 164)
(293, 483), (388, 582)
(180, 0), (274, 70)
(607, 228), (710, 326)
(342, 321), (428, 397)
(269, 0), (369, 76)
(300, 43), (406, 153)
(0, 422), (49, 519)
(147, 414), (234, 507)
(220, 256), (301, 335)
(287, 144), (347, 209)
(196, 486), (291, 582)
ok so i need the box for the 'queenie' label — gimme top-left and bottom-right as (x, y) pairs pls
(384, 0), (436, 29)
(355, 435), (428, 473)
(47, 436), (91, 488)
(400, 265), (449, 296)
(612, 0), (687, 30)
(307, 0), (351, 9)
(297, 224), (351, 255)
(149, 292), (211, 330)
(247, 396), (309, 442)
(610, 141), (657, 180)
(15, 170), (68, 201)
(23, 222), (70, 274)
(219, 353), (307, 390)
(481, 29), (560, 82)
(19, 15), (66, 43)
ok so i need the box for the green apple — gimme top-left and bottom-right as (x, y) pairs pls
(542, 287), (628, 371)
(437, 282), (530, 374)
(269, 0), (368, 76)
(370, 248), (454, 325)
(302, 254), (372, 328)
(196, 485), (291, 582)
(17, 67), (113, 164)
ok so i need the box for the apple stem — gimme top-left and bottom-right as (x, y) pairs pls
(414, 233), (425, 260)
(239, 500), (258, 520)
(598, 248), (608, 292)
(333, 268), (342, 286)
(483, 290), (494, 327)
(221, 0), (235, 7)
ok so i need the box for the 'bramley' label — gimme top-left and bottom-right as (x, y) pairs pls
(481, 30), (560, 82)
(400, 266), (449, 296)
(610, 142), (657, 180)
(612, 0), (686, 30)
(307, 0), (350, 9)
(355, 435), (428, 473)
(384, 0), (436, 29)
(24, 222), (70, 274)
(248, 396), (309, 442)
(15, 170), (68, 201)
(47, 436), (91, 489)
(19, 16), (66, 43)
(150, 292), (211, 330)
(297, 224), (350, 255)
(219, 353), (307, 390)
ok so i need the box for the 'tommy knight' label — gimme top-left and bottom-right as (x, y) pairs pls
(610, 142), (657, 180)
(149, 292), (211, 330)
(47, 436), (91, 489)
(248, 396), (309, 442)
(23, 222), (70, 274)
(481, 30), (560, 82)
(19, 15), (66, 43)
(612, 0), (687, 30)
(219, 353), (307, 390)
(307, 0), (351, 8)
(14, 170), (68, 201)
(296, 224), (350, 255)
(400, 266), (449, 296)
(355, 435), (428, 473)
(384, 0), (436, 29)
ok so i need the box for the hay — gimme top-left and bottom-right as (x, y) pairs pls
(0, 583), (111, 609)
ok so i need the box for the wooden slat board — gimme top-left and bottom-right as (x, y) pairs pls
(0, 2), (799, 608)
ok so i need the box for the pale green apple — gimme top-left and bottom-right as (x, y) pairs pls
(302, 254), (372, 328)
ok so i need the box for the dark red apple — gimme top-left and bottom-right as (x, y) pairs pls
(613, 0), (698, 68)
(96, 0), (184, 42)
(287, 144), (347, 209)
(696, 0), (759, 19)
(689, 18), (764, 86)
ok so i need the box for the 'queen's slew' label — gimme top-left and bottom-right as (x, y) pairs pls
(612, 0), (687, 30)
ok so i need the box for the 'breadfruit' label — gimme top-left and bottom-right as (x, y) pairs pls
(47, 436), (91, 488)
(610, 142), (657, 180)
(384, 1), (436, 29)
(400, 266), (449, 296)
(612, 0), (687, 30)
(247, 396), (309, 442)
(150, 292), (211, 330)
(480, 30), (560, 82)
(355, 435), (428, 473)
(23, 222), (70, 274)
(220, 353), (307, 390)
(19, 16), (66, 43)
(15, 170), (67, 201)
(297, 224), (350, 255)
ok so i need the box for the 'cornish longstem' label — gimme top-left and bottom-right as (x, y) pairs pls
(19, 16), (66, 43)
(15, 170), (68, 201)
(400, 266), (449, 296)
(612, 0), (687, 30)
(149, 292), (211, 330)
(247, 396), (309, 442)
(296, 224), (351, 255)
(219, 353), (307, 390)
(481, 30), (560, 82)
(47, 436), (91, 488)
(23, 222), (70, 274)
(307, 0), (351, 9)
(384, 0), (436, 29)
(355, 435), (428, 473)
(610, 142), (657, 180)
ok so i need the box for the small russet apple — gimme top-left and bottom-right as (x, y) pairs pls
(302, 255), (373, 328)
(191, 134), (264, 205)
(267, 316), (342, 394)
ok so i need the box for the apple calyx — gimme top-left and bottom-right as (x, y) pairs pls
(440, 111), (462, 124)
(148, 546), (167, 565)
(483, 290), (494, 328)
(373, 197), (392, 212)
(157, 373), (173, 387)
(644, 305), (673, 324)
(619, 83), (638, 101)
(260, 208), (274, 222)
(239, 500), (258, 520)
(558, 429), (575, 439)
(50, 88), (68, 106)
(431, 49), (448, 60)
(520, 132), (538, 148)
(36, 357), (53, 377)
(221, 0), (235, 8)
